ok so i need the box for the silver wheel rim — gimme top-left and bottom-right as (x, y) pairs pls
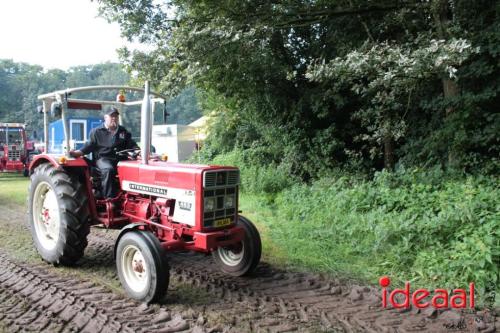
(217, 243), (245, 267)
(121, 244), (149, 293)
(32, 181), (60, 251)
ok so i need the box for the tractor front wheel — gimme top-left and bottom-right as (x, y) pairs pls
(116, 230), (170, 303)
(212, 215), (262, 276)
(28, 163), (90, 265)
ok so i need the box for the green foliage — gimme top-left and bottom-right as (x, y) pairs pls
(0, 60), (203, 141)
(161, 87), (202, 125)
(0, 61), (130, 139)
(258, 169), (499, 306)
(307, 38), (479, 167)
(197, 148), (499, 305)
(98, 0), (500, 175)
(195, 147), (298, 198)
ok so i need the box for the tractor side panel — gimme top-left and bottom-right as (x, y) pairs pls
(118, 161), (200, 227)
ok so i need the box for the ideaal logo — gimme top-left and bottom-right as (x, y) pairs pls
(380, 276), (474, 309)
(179, 201), (192, 211)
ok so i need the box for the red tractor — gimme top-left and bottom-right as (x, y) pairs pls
(0, 122), (35, 176)
(29, 83), (261, 303)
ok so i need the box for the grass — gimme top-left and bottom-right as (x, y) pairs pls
(0, 172), (29, 205)
(240, 192), (374, 284)
(239, 193), (296, 270)
(200, 145), (499, 307)
(239, 171), (500, 308)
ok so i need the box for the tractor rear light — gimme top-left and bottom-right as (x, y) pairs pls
(58, 156), (68, 164)
(161, 154), (168, 161)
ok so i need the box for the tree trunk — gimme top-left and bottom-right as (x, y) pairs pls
(442, 78), (459, 166)
(384, 136), (395, 171)
(432, 0), (459, 166)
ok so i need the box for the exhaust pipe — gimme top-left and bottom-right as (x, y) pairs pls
(140, 81), (151, 164)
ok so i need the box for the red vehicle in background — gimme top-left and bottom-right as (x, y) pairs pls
(0, 123), (36, 176)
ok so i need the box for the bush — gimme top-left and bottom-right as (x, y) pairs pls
(194, 148), (499, 306)
(194, 147), (298, 197)
(265, 169), (499, 306)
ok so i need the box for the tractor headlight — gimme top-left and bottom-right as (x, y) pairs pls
(204, 197), (215, 212)
(225, 196), (234, 208)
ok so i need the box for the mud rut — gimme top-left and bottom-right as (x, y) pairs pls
(0, 204), (497, 333)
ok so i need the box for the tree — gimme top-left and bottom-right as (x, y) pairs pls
(96, 0), (500, 175)
(0, 61), (131, 139)
(307, 39), (478, 169)
(160, 87), (202, 125)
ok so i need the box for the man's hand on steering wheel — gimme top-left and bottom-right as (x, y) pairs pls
(115, 148), (141, 160)
(69, 149), (83, 158)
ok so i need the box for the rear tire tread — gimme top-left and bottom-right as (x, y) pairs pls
(28, 163), (90, 265)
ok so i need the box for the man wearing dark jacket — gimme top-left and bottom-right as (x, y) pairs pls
(69, 107), (138, 198)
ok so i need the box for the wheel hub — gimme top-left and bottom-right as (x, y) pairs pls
(121, 245), (148, 293)
(133, 259), (145, 274)
(42, 208), (50, 224)
(32, 181), (60, 251)
(217, 242), (245, 267)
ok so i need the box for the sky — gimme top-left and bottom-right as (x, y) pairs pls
(0, 0), (134, 70)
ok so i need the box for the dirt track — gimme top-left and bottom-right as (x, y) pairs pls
(0, 203), (497, 332)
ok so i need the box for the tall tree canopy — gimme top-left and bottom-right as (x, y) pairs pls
(97, 0), (499, 176)
(0, 61), (201, 139)
(0, 61), (130, 137)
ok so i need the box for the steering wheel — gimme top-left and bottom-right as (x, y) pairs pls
(116, 148), (141, 160)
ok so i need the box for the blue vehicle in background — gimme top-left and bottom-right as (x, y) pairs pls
(49, 117), (103, 153)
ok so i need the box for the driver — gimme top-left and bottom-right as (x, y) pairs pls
(69, 107), (138, 199)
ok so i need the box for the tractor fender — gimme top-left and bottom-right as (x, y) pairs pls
(114, 223), (148, 259)
(29, 155), (59, 173)
(29, 154), (88, 175)
(29, 155), (97, 218)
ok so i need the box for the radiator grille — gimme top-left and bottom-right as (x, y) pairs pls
(203, 187), (236, 228)
(227, 171), (239, 185)
(8, 150), (21, 161)
(202, 170), (239, 228)
(203, 170), (239, 188)
(204, 172), (216, 187)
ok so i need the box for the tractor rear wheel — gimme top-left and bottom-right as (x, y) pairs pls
(212, 215), (262, 276)
(28, 163), (90, 265)
(116, 230), (170, 303)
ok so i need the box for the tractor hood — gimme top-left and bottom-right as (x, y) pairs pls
(117, 160), (238, 192)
